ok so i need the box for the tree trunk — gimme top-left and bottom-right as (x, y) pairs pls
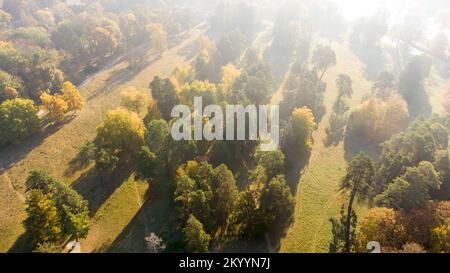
(344, 189), (356, 253)
(319, 68), (326, 80)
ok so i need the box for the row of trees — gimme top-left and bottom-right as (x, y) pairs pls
(0, 81), (83, 148)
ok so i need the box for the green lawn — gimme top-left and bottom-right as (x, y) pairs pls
(280, 42), (372, 253)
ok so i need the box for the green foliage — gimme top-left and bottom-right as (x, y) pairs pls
(375, 162), (441, 211)
(261, 175), (295, 235)
(339, 153), (374, 252)
(376, 117), (447, 192)
(149, 76), (179, 121)
(228, 63), (273, 105)
(179, 80), (218, 107)
(254, 150), (285, 180)
(329, 205), (357, 253)
(25, 170), (90, 243)
(311, 45), (336, 80)
(174, 161), (238, 233)
(24, 190), (62, 245)
(95, 148), (119, 172)
(0, 98), (40, 147)
(183, 215), (211, 253)
(136, 146), (159, 179)
(280, 68), (326, 122)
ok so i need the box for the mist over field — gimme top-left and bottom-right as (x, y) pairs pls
(0, 0), (449, 254)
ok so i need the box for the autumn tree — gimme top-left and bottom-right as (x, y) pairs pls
(228, 63), (273, 105)
(95, 109), (145, 158)
(120, 87), (149, 114)
(280, 68), (326, 122)
(356, 207), (406, 251)
(24, 190), (62, 245)
(40, 92), (68, 122)
(344, 97), (409, 157)
(325, 74), (353, 145)
(136, 146), (159, 180)
(61, 81), (84, 113)
(25, 170), (90, 246)
(282, 107), (316, 164)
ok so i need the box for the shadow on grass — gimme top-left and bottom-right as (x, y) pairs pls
(7, 232), (34, 253)
(72, 163), (134, 216)
(107, 179), (181, 253)
(0, 116), (76, 175)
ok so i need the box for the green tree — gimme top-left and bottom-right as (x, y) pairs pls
(311, 45), (336, 80)
(95, 148), (119, 173)
(183, 215), (211, 253)
(211, 164), (238, 227)
(34, 242), (62, 253)
(254, 149), (285, 181)
(280, 69), (326, 122)
(261, 175), (295, 235)
(0, 98), (40, 147)
(149, 76), (179, 120)
(26, 170), (90, 241)
(339, 153), (375, 252)
(330, 205), (357, 253)
(136, 146), (159, 179)
(375, 162), (441, 211)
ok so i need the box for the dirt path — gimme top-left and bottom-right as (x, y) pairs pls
(0, 25), (206, 252)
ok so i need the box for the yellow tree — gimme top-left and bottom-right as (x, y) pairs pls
(40, 92), (69, 122)
(61, 81), (84, 113)
(290, 107), (316, 150)
(120, 87), (149, 114)
(95, 109), (145, 156)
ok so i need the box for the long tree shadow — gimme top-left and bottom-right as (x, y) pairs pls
(72, 163), (135, 216)
(7, 232), (34, 253)
(0, 116), (76, 175)
(107, 179), (181, 253)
